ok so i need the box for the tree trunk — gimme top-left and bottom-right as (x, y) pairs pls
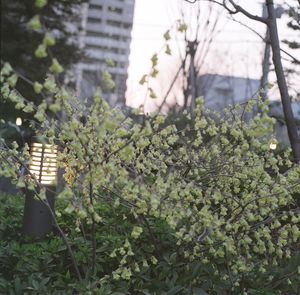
(266, 0), (300, 163)
(260, 27), (271, 101)
(190, 53), (196, 116)
(188, 41), (197, 117)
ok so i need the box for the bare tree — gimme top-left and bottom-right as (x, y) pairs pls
(185, 0), (300, 163)
(260, 5), (272, 101)
(173, 2), (226, 115)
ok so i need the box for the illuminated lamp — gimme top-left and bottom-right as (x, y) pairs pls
(16, 117), (22, 126)
(269, 137), (277, 151)
(29, 141), (58, 185)
(23, 137), (58, 239)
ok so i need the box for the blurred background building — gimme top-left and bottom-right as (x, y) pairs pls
(197, 74), (300, 146)
(197, 74), (260, 112)
(76, 0), (135, 106)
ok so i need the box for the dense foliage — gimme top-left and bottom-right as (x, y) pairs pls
(1, 62), (300, 293)
(1, 1), (300, 293)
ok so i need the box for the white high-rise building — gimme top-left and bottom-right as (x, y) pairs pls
(77, 0), (135, 106)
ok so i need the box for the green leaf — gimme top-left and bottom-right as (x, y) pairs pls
(65, 270), (70, 279)
(167, 286), (185, 295)
(32, 280), (39, 290)
(7, 74), (18, 87)
(151, 68), (159, 78)
(33, 82), (43, 94)
(35, 44), (47, 59)
(35, 0), (47, 8)
(139, 74), (147, 85)
(149, 87), (157, 99)
(177, 21), (188, 32)
(41, 277), (50, 285)
(14, 277), (21, 294)
(29, 15), (41, 30)
(102, 70), (115, 90)
(1, 63), (13, 76)
(43, 33), (55, 46)
(44, 76), (57, 93)
(106, 58), (115, 67)
(163, 30), (171, 41)
(151, 53), (158, 67)
(50, 58), (63, 74)
(192, 288), (209, 295)
(23, 103), (34, 113)
(165, 44), (172, 55)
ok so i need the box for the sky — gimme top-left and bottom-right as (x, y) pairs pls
(125, 0), (299, 112)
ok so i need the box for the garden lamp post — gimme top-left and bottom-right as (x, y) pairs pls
(23, 137), (58, 239)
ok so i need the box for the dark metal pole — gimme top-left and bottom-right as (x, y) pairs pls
(22, 137), (58, 239)
(23, 188), (56, 239)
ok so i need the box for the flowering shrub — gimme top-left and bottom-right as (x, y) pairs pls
(1, 62), (300, 293)
(1, 1), (299, 292)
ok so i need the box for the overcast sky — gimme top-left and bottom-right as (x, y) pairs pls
(126, 0), (299, 112)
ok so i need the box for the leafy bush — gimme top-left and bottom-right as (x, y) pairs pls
(0, 186), (299, 294)
(1, 0), (299, 293)
(1, 87), (300, 294)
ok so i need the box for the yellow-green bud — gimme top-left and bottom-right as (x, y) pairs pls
(35, 0), (47, 8)
(29, 15), (41, 30)
(43, 33), (55, 46)
(50, 58), (63, 74)
(35, 44), (47, 59)
(33, 82), (43, 94)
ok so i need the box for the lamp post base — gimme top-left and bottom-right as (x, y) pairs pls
(23, 189), (55, 239)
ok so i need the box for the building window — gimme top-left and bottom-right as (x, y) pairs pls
(84, 57), (106, 64)
(111, 47), (119, 54)
(87, 17), (102, 24)
(84, 56), (119, 67)
(215, 87), (233, 104)
(87, 44), (120, 54)
(123, 22), (132, 29)
(108, 6), (123, 14)
(118, 62), (126, 68)
(89, 4), (103, 10)
(111, 34), (121, 41)
(86, 31), (121, 41)
(86, 31), (108, 38)
(107, 19), (122, 28)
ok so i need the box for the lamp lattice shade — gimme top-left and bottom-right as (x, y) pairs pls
(29, 142), (58, 185)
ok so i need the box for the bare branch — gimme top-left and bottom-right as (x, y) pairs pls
(280, 48), (300, 64)
(226, 0), (268, 23)
(231, 17), (265, 40)
(231, 17), (300, 65)
(158, 56), (187, 112)
(184, 0), (268, 23)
